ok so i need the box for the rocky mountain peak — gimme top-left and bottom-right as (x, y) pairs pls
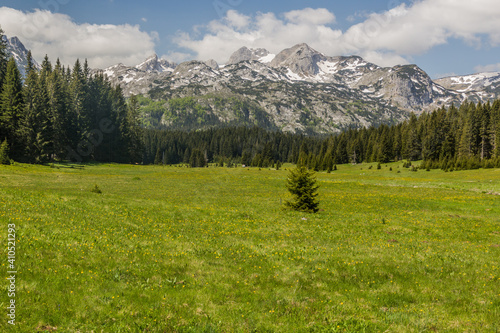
(227, 46), (273, 65)
(3, 35), (41, 77)
(135, 54), (176, 73)
(204, 59), (219, 70)
(270, 43), (327, 76)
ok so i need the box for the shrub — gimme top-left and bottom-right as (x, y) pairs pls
(0, 140), (10, 165)
(91, 185), (102, 194)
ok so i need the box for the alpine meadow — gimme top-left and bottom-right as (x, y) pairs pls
(1, 1), (500, 331)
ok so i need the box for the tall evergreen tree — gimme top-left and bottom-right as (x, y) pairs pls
(0, 57), (23, 155)
(0, 27), (8, 89)
(48, 59), (71, 159)
(19, 53), (39, 162)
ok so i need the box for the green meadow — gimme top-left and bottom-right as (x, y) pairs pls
(0, 162), (499, 332)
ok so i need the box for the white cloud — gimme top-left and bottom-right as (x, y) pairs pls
(474, 63), (500, 73)
(339, 0), (500, 55)
(225, 10), (251, 30)
(174, 0), (500, 67)
(283, 8), (336, 25)
(0, 7), (157, 69)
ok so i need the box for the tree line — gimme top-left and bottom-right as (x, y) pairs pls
(144, 99), (500, 171)
(0, 29), (142, 164)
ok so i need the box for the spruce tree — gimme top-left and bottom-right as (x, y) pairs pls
(48, 59), (71, 159)
(19, 53), (39, 162)
(126, 94), (143, 163)
(0, 139), (10, 164)
(0, 58), (23, 153)
(33, 56), (52, 163)
(285, 166), (320, 213)
(0, 27), (8, 89)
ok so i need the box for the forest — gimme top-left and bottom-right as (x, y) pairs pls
(144, 100), (500, 171)
(0, 29), (142, 164)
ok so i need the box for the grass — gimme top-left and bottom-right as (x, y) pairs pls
(0, 161), (499, 332)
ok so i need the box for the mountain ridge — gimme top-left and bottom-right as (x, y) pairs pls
(100, 43), (499, 133)
(5, 35), (499, 134)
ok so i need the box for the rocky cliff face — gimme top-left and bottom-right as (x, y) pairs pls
(135, 54), (176, 73)
(227, 47), (274, 65)
(3, 36), (41, 77)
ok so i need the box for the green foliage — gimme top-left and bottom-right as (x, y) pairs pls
(0, 139), (10, 164)
(189, 148), (206, 168)
(285, 166), (320, 213)
(1, 53), (142, 164)
(90, 184), (102, 194)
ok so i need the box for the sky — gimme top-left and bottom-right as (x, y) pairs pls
(0, 0), (500, 78)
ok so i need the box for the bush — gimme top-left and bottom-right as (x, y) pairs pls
(284, 166), (320, 213)
(91, 185), (102, 194)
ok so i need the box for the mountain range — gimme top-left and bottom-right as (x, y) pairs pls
(6, 36), (500, 134)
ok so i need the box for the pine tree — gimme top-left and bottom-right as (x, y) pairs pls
(125, 94), (143, 163)
(285, 166), (320, 213)
(33, 56), (52, 163)
(404, 113), (422, 161)
(19, 53), (39, 162)
(69, 59), (89, 148)
(0, 57), (23, 155)
(0, 139), (10, 164)
(0, 27), (8, 89)
(48, 59), (71, 159)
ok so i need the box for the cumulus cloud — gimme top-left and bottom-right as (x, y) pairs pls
(174, 0), (500, 67)
(283, 8), (336, 25)
(0, 7), (157, 69)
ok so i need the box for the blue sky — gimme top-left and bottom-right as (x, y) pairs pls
(1, 0), (500, 78)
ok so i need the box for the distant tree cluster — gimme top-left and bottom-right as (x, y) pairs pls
(144, 99), (500, 171)
(142, 126), (317, 167)
(317, 100), (500, 171)
(0, 29), (142, 164)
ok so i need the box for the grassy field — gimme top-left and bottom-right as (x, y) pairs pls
(0, 162), (499, 332)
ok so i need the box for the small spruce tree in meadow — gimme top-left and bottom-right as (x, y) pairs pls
(0, 140), (10, 165)
(285, 166), (320, 213)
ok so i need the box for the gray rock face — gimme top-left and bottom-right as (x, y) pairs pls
(270, 43), (327, 76)
(204, 59), (219, 70)
(435, 72), (500, 99)
(227, 46), (271, 64)
(3, 35), (41, 77)
(135, 54), (176, 73)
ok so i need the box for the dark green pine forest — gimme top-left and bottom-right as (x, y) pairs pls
(1, 28), (500, 170)
(142, 99), (500, 171)
(0, 29), (142, 165)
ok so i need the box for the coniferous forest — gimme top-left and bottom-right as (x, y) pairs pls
(144, 100), (500, 171)
(0, 29), (142, 164)
(1, 28), (500, 170)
